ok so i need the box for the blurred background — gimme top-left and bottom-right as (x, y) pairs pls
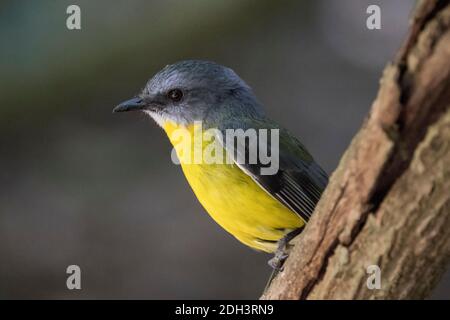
(0, 0), (448, 299)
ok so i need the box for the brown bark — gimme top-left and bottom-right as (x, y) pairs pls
(261, 0), (450, 300)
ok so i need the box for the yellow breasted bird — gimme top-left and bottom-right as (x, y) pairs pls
(113, 60), (328, 268)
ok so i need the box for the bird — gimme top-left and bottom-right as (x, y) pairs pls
(113, 60), (328, 269)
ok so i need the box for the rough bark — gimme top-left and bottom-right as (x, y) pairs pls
(261, 0), (450, 300)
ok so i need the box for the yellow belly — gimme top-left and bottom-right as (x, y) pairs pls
(164, 122), (303, 252)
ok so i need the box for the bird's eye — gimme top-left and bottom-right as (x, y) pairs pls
(167, 89), (183, 102)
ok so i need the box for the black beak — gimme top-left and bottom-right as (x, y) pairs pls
(113, 97), (145, 113)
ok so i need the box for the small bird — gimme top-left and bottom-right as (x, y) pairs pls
(113, 60), (328, 268)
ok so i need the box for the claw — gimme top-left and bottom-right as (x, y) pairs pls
(268, 242), (290, 271)
(263, 227), (305, 293)
(268, 252), (288, 271)
(267, 227), (304, 271)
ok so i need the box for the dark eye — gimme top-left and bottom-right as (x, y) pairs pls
(167, 89), (183, 102)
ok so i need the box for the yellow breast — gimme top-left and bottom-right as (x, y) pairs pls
(163, 122), (303, 252)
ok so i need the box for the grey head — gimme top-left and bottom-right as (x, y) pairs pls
(113, 60), (264, 127)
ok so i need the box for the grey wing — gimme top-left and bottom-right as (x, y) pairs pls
(217, 120), (328, 223)
(271, 160), (328, 222)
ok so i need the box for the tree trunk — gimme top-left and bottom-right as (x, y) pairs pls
(261, 0), (450, 300)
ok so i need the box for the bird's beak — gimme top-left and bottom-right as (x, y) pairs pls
(113, 97), (145, 113)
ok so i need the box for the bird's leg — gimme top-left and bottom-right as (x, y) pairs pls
(263, 227), (305, 294)
(267, 226), (304, 271)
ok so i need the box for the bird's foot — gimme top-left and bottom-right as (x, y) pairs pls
(268, 250), (289, 271)
(267, 227), (304, 271)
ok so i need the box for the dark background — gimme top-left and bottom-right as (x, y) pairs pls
(0, 0), (448, 299)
